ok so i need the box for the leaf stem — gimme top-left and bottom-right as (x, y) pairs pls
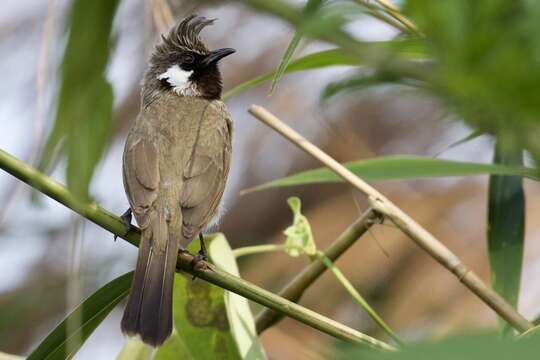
(0, 148), (395, 351)
(233, 244), (288, 258)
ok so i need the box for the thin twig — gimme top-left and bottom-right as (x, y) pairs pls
(233, 244), (288, 257)
(256, 209), (381, 332)
(0, 148), (396, 351)
(248, 105), (533, 333)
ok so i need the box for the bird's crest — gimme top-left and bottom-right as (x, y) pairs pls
(159, 15), (215, 55)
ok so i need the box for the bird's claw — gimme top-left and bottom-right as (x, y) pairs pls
(114, 208), (133, 241)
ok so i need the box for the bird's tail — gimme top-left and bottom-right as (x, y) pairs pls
(121, 209), (180, 347)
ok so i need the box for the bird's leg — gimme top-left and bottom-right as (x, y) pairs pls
(190, 233), (209, 276)
(114, 208), (133, 241)
(198, 233), (208, 260)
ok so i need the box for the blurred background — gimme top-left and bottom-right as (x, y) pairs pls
(2, 0), (540, 359)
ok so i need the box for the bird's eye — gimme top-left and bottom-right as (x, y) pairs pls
(183, 54), (195, 64)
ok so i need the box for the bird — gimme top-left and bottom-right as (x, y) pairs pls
(120, 15), (235, 346)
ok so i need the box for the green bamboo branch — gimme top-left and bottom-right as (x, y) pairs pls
(233, 230), (402, 345)
(255, 209), (380, 332)
(0, 148), (395, 352)
(248, 105), (534, 334)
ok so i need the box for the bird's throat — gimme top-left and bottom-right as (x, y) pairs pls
(157, 65), (200, 96)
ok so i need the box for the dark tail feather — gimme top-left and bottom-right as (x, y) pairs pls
(121, 211), (179, 347)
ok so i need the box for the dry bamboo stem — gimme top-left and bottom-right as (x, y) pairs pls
(248, 105), (533, 333)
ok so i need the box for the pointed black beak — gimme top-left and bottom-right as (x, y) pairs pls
(202, 48), (236, 67)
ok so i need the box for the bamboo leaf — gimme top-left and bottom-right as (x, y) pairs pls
(40, 0), (119, 201)
(117, 338), (155, 360)
(243, 155), (538, 193)
(28, 272), (133, 360)
(321, 71), (411, 99)
(224, 39), (424, 100)
(338, 333), (540, 359)
(488, 143), (525, 335)
(434, 130), (485, 157)
(0, 352), (24, 360)
(208, 234), (267, 360)
(269, 0), (325, 94)
(154, 234), (267, 360)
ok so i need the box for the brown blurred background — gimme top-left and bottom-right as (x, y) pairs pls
(2, 1), (540, 359)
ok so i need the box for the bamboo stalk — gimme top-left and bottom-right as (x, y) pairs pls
(0, 148), (395, 351)
(247, 105), (533, 333)
(256, 208), (380, 332)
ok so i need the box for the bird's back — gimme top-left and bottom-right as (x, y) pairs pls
(123, 92), (232, 246)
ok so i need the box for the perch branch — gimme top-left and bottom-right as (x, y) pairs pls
(0, 148), (395, 351)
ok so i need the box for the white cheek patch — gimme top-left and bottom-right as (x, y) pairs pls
(157, 65), (194, 95)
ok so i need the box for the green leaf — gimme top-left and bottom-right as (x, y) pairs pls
(207, 234), (267, 359)
(0, 352), (24, 360)
(488, 142), (525, 335)
(338, 333), (540, 359)
(434, 130), (485, 157)
(269, 0), (325, 94)
(155, 234), (266, 360)
(283, 197), (317, 257)
(321, 70), (413, 100)
(117, 338), (155, 360)
(404, 0), (540, 171)
(28, 272), (133, 360)
(40, 0), (119, 201)
(223, 39), (425, 100)
(243, 155), (538, 194)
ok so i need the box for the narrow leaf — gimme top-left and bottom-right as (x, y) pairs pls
(338, 333), (540, 359)
(488, 142), (525, 334)
(28, 272), (133, 360)
(223, 39), (424, 100)
(434, 130), (485, 158)
(269, 0), (325, 94)
(155, 235), (266, 360)
(269, 32), (303, 95)
(40, 0), (119, 201)
(321, 71), (408, 99)
(242, 155), (538, 194)
(117, 338), (154, 360)
(208, 234), (267, 360)
(0, 352), (24, 360)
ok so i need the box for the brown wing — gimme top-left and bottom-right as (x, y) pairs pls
(122, 135), (160, 229)
(180, 101), (232, 243)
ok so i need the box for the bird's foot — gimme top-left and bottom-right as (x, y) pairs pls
(190, 249), (208, 276)
(114, 208), (133, 241)
(190, 234), (210, 279)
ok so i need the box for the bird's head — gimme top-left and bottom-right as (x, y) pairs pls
(145, 15), (235, 101)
